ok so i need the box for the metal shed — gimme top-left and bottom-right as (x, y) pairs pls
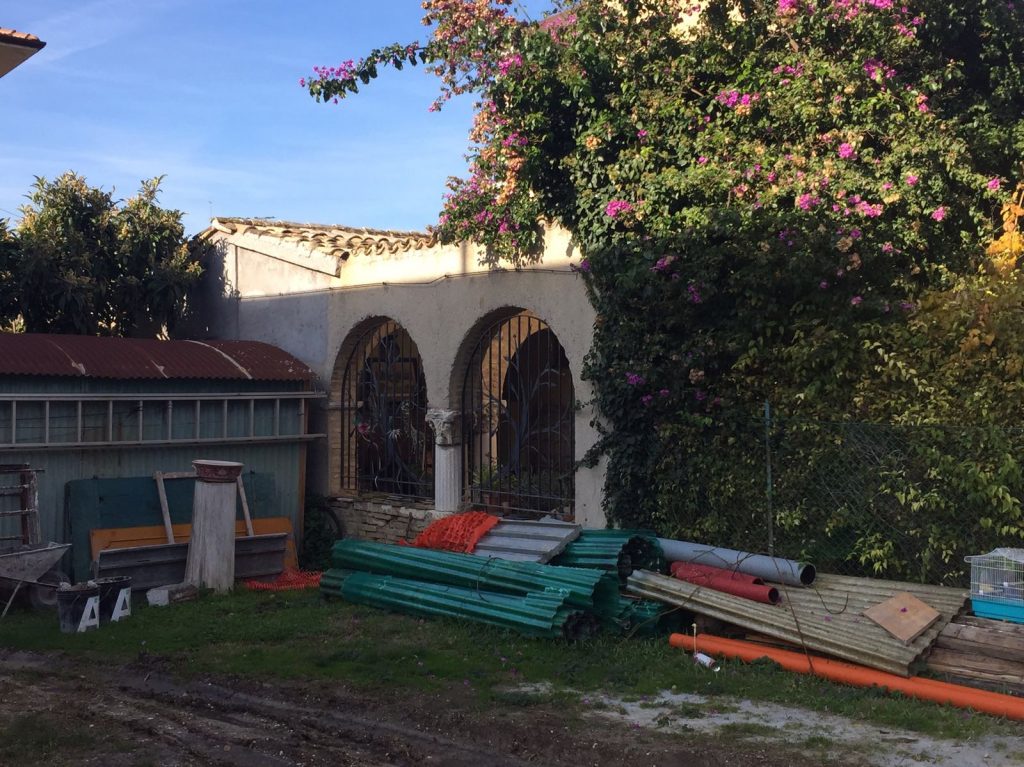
(0, 334), (323, 564)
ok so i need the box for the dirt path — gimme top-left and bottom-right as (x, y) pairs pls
(0, 650), (811, 767)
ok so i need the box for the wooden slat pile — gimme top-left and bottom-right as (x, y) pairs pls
(927, 615), (1024, 695)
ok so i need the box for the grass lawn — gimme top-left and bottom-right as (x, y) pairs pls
(0, 588), (1019, 743)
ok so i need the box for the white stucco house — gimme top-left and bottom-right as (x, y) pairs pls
(193, 218), (607, 541)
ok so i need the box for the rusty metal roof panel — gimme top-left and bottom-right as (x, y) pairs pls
(0, 334), (314, 382)
(196, 340), (315, 382)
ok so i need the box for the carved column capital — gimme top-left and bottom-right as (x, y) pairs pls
(426, 408), (462, 446)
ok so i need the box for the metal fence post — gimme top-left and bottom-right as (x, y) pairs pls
(764, 400), (774, 556)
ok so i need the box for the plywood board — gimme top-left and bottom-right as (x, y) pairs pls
(863, 592), (940, 644)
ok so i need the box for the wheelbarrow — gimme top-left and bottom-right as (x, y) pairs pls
(0, 542), (72, 619)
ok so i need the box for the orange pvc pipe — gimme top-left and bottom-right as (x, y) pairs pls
(669, 633), (1024, 722)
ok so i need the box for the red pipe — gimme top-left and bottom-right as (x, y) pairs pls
(669, 561), (780, 604)
(669, 633), (1024, 722)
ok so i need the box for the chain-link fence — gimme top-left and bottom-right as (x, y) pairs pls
(658, 405), (1024, 586)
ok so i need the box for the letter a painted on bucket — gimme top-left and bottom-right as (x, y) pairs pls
(78, 596), (100, 632)
(111, 588), (131, 622)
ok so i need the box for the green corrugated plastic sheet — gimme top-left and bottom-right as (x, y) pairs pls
(330, 540), (623, 618)
(321, 569), (600, 640)
(552, 530), (665, 581)
(615, 598), (683, 637)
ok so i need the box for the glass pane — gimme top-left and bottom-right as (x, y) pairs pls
(48, 401), (78, 443)
(171, 400), (197, 440)
(14, 401), (44, 444)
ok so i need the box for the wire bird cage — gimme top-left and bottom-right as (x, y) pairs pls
(966, 548), (1024, 624)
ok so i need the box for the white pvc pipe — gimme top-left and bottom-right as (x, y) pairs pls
(657, 538), (815, 587)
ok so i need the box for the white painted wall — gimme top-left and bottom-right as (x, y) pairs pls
(192, 226), (607, 528)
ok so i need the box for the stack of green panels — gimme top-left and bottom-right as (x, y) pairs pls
(321, 569), (600, 640)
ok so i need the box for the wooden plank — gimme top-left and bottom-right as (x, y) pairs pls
(237, 476), (255, 537)
(933, 635), (1024, 664)
(925, 664), (1024, 695)
(956, 615), (1024, 634)
(153, 472), (175, 544)
(863, 592), (941, 644)
(927, 648), (1024, 678)
(937, 623), (1024, 656)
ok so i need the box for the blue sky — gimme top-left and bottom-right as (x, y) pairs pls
(2, 0), (553, 234)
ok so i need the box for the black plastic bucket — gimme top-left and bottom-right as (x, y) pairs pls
(94, 576), (132, 624)
(56, 584), (100, 634)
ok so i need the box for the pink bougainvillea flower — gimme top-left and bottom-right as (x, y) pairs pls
(797, 193), (819, 211)
(931, 206), (947, 221)
(626, 372), (646, 386)
(605, 200), (635, 217)
(988, 177), (1001, 191)
(838, 143), (855, 159)
(850, 295), (863, 306)
(906, 174), (919, 186)
(697, 156), (708, 165)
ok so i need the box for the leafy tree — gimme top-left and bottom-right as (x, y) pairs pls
(306, 0), (1024, 578)
(6, 172), (203, 336)
(0, 219), (20, 330)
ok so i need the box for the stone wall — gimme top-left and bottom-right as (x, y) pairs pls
(328, 495), (448, 544)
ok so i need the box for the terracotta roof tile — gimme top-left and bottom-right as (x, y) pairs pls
(0, 28), (45, 50)
(209, 217), (436, 260)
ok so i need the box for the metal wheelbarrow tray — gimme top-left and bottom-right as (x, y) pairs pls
(0, 542), (72, 618)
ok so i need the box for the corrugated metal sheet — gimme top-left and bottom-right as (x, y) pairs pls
(321, 570), (600, 640)
(553, 530), (665, 582)
(627, 570), (969, 676)
(330, 539), (623, 619)
(471, 519), (581, 563)
(0, 334), (313, 381)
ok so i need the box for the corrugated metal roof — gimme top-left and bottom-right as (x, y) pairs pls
(627, 570), (969, 677)
(470, 518), (581, 563)
(0, 334), (314, 382)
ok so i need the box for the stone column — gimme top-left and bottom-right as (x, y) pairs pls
(184, 460), (243, 593)
(426, 409), (462, 513)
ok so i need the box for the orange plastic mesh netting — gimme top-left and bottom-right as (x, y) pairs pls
(405, 511), (500, 553)
(244, 569), (322, 592)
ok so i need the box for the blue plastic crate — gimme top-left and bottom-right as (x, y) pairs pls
(971, 596), (1024, 625)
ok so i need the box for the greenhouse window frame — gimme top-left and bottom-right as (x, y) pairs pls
(0, 392), (324, 452)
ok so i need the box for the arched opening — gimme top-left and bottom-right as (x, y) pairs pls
(462, 310), (574, 518)
(338, 319), (432, 500)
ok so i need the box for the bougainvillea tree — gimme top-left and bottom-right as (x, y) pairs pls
(307, 0), (1024, 579)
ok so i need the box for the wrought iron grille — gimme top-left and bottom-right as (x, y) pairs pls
(340, 320), (433, 500)
(462, 311), (575, 518)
